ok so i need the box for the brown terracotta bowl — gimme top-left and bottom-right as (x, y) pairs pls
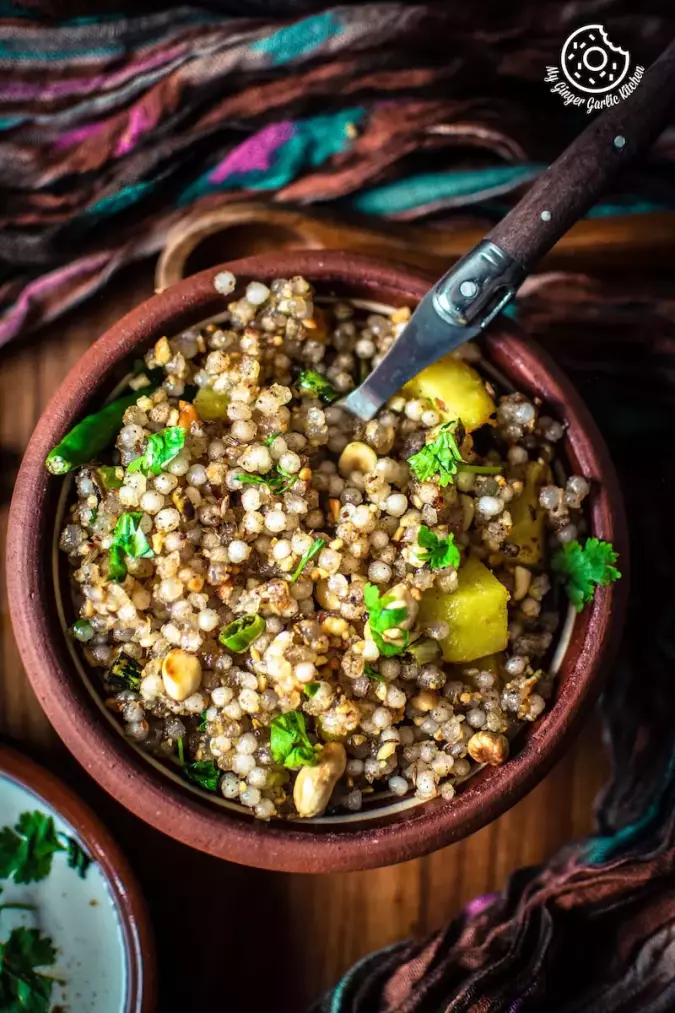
(8, 252), (627, 873)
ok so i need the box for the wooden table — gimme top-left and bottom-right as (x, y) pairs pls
(0, 264), (608, 1011)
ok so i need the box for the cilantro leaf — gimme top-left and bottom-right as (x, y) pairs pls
(65, 838), (92, 880)
(270, 712), (318, 769)
(290, 538), (325, 584)
(108, 511), (153, 582)
(417, 526), (461, 570)
(364, 583), (410, 657)
(127, 426), (185, 476)
(364, 664), (385, 683)
(0, 829), (23, 883)
(552, 537), (621, 612)
(297, 369), (338, 404)
(0, 813), (65, 886)
(183, 760), (220, 793)
(0, 926), (57, 1013)
(303, 682), (321, 698)
(408, 421), (463, 486)
(198, 709), (208, 732)
(237, 465), (297, 495)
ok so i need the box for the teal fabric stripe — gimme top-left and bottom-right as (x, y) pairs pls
(328, 942), (404, 1013)
(351, 165), (543, 215)
(250, 10), (343, 66)
(180, 107), (365, 205)
(584, 748), (675, 864)
(585, 199), (670, 216)
(84, 178), (156, 218)
(0, 42), (122, 58)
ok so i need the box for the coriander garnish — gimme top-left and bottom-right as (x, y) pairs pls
(237, 465), (297, 494)
(108, 511), (153, 582)
(363, 583), (410, 657)
(127, 426), (185, 476)
(297, 369), (338, 404)
(417, 525), (461, 570)
(408, 421), (463, 486)
(0, 812), (65, 885)
(0, 924), (58, 1013)
(65, 838), (93, 880)
(552, 537), (621, 611)
(270, 711), (318, 769)
(183, 760), (220, 792)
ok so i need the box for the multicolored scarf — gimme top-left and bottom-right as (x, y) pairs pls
(1, 2), (675, 346)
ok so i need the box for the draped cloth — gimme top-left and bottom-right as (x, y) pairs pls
(1, 2), (675, 345)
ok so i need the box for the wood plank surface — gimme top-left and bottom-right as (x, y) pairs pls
(0, 262), (608, 1012)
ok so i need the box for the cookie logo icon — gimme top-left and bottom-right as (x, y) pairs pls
(560, 25), (630, 94)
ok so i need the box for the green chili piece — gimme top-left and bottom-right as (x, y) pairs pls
(71, 619), (94, 643)
(45, 391), (144, 476)
(219, 614), (265, 652)
(107, 654), (142, 691)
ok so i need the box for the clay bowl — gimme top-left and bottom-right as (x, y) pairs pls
(8, 251), (627, 873)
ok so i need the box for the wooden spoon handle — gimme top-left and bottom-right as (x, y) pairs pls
(487, 39), (675, 271)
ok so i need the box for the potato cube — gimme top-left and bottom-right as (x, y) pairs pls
(418, 555), (510, 663)
(509, 461), (551, 565)
(402, 354), (495, 432)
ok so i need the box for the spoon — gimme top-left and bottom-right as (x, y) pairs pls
(341, 38), (675, 421)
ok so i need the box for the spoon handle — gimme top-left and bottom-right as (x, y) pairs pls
(342, 37), (675, 422)
(486, 38), (675, 272)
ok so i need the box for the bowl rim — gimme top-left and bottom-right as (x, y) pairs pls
(0, 741), (156, 1011)
(7, 251), (628, 873)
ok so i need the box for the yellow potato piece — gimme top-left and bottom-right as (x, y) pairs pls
(454, 652), (503, 677)
(418, 555), (510, 663)
(402, 354), (495, 432)
(509, 461), (551, 566)
(194, 385), (230, 421)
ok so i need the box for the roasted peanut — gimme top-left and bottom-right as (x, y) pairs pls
(161, 650), (202, 701)
(293, 742), (347, 817)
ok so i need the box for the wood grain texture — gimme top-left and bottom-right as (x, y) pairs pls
(0, 263), (608, 1011)
(155, 202), (675, 293)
